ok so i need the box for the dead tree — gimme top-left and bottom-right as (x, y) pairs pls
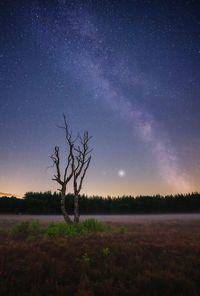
(73, 131), (92, 223)
(50, 115), (75, 224)
(51, 115), (92, 224)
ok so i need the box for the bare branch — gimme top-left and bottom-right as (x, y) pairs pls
(50, 146), (62, 183)
(73, 130), (92, 196)
(77, 156), (91, 194)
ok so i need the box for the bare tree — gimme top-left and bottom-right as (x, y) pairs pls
(50, 115), (92, 224)
(50, 115), (75, 224)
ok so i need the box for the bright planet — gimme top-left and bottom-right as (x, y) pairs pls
(118, 170), (126, 178)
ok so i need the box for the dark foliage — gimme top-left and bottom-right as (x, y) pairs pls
(0, 221), (200, 295)
(1, 191), (200, 214)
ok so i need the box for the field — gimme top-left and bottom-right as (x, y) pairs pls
(0, 215), (200, 295)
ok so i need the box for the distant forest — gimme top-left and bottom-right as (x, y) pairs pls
(0, 192), (200, 214)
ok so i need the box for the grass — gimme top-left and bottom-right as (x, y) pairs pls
(11, 221), (45, 239)
(0, 220), (200, 295)
(9, 219), (109, 239)
(46, 219), (108, 238)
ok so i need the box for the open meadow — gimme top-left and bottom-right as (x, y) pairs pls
(0, 214), (200, 295)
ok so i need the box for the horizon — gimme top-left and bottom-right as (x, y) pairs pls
(1, 1), (200, 197)
(1, 190), (200, 200)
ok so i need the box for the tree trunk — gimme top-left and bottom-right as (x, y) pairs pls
(74, 194), (79, 223)
(61, 187), (72, 224)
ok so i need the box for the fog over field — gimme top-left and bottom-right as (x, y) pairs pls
(1, 213), (200, 228)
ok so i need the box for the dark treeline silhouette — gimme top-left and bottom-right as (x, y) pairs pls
(1, 191), (200, 214)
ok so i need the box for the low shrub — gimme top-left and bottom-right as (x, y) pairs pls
(46, 219), (108, 238)
(10, 221), (45, 239)
(9, 219), (108, 239)
(81, 218), (108, 232)
(46, 223), (71, 237)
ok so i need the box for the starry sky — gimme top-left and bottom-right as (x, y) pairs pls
(0, 0), (200, 197)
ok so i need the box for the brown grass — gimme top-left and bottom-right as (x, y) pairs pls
(0, 220), (200, 295)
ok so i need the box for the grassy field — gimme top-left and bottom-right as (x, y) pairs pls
(0, 219), (200, 295)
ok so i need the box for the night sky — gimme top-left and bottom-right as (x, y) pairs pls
(1, 0), (200, 197)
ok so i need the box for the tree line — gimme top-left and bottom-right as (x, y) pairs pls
(0, 191), (200, 214)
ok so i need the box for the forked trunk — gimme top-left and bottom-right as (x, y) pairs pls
(74, 194), (79, 223)
(61, 187), (72, 224)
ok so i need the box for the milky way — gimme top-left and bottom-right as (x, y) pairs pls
(0, 1), (200, 196)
